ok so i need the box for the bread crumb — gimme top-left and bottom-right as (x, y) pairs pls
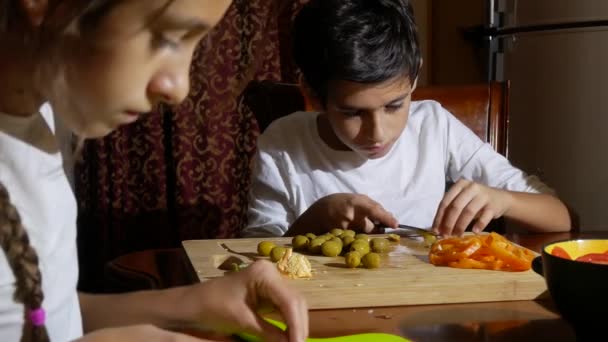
(375, 314), (392, 319)
(276, 249), (313, 279)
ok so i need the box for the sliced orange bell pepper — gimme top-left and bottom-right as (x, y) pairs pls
(428, 232), (535, 272)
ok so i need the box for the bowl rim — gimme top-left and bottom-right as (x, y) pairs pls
(541, 238), (608, 265)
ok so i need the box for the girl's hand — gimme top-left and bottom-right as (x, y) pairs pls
(432, 179), (512, 236)
(76, 324), (209, 341)
(181, 260), (308, 342)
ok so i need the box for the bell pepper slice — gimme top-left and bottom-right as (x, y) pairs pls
(550, 246), (572, 260)
(428, 232), (535, 272)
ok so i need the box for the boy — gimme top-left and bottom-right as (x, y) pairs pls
(243, 0), (571, 238)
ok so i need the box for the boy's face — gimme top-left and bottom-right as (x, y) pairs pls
(41, 0), (231, 138)
(323, 77), (416, 159)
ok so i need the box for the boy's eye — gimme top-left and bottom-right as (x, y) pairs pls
(385, 104), (403, 113)
(341, 110), (363, 118)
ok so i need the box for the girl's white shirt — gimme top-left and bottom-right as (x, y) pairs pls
(0, 104), (83, 341)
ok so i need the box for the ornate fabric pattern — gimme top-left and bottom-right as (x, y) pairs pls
(75, 0), (307, 291)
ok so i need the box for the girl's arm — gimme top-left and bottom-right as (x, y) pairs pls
(79, 260), (308, 342)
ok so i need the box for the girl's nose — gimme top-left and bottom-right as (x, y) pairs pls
(147, 70), (190, 106)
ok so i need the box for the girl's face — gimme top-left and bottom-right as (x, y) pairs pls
(40, 0), (231, 138)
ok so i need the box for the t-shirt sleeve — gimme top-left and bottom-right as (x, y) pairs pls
(243, 140), (294, 237)
(444, 108), (555, 194)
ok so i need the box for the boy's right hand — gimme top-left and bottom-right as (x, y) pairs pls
(288, 193), (398, 235)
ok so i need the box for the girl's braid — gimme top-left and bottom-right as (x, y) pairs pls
(0, 182), (49, 342)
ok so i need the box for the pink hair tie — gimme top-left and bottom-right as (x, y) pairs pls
(28, 308), (46, 326)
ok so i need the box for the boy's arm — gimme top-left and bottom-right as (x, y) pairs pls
(433, 179), (572, 236)
(242, 147), (293, 237)
(442, 109), (572, 233)
(501, 191), (571, 232)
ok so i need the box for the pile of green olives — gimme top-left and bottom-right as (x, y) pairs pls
(286, 229), (397, 269)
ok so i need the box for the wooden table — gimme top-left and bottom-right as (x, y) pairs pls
(178, 230), (605, 341)
(291, 230), (606, 341)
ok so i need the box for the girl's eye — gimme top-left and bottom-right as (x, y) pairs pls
(152, 33), (181, 50)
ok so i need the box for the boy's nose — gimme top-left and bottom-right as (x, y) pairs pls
(366, 113), (385, 142)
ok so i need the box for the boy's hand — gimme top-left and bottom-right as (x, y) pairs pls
(181, 260), (308, 342)
(298, 193), (398, 234)
(432, 179), (513, 236)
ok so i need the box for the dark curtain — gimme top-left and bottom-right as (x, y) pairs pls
(75, 0), (307, 292)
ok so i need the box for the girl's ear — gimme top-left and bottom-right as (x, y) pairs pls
(298, 77), (324, 112)
(19, 0), (49, 27)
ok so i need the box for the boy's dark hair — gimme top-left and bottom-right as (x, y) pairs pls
(293, 0), (422, 105)
(0, 182), (49, 342)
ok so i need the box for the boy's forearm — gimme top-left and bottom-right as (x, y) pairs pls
(286, 213), (316, 237)
(79, 287), (196, 333)
(503, 192), (572, 232)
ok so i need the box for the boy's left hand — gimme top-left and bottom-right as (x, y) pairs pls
(432, 179), (513, 236)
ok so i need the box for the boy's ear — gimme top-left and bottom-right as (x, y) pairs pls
(298, 78), (324, 112)
(19, 0), (49, 28)
(411, 59), (423, 92)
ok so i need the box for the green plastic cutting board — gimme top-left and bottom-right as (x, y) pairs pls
(234, 318), (411, 342)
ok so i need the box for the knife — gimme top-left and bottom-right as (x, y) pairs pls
(395, 224), (439, 236)
(376, 223), (439, 236)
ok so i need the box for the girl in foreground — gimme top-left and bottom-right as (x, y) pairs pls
(0, 1), (307, 341)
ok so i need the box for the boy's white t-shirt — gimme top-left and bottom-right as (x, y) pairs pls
(0, 104), (83, 341)
(244, 100), (554, 237)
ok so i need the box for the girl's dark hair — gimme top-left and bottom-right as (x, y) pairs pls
(293, 0), (422, 105)
(0, 182), (49, 342)
(1, 0), (172, 39)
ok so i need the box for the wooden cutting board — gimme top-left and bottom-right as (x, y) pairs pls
(182, 234), (548, 310)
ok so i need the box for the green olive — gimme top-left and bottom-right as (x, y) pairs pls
(330, 236), (343, 247)
(320, 233), (334, 241)
(342, 230), (356, 238)
(350, 240), (370, 255)
(269, 246), (287, 262)
(387, 234), (400, 242)
(362, 252), (381, 269)
(370, 238), (389, 253)
(344, 251), (361, 268)
(321, 241), (342, 257)
(341, 236), (355, 248)
(308, 238), (326, 254)
(355, 233), (370, 242)
(330, 228), (344, 237)
(291, 235), (310, 251)
(257, 241), (276, 257)
(305, 233), (317, 240)
(423, 233), (437, 247)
